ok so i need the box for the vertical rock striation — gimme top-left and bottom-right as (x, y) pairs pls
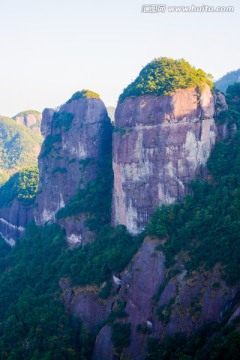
(35, 91), (111, 245)
(112, 85), (218, 234)
(0, 200), (34, 246)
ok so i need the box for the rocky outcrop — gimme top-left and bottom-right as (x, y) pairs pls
(112, 85), (219, 234)
(93, 326), (114, 360)
(13, 110), (42, 135)
(40, 108), (54, 138)
(214, 91), (228, 117)
(35, 92), (111, 246)
(60, 278), (112, 332)
(0, 199), (34, 246)
(61, 237), (239, 360)
(58, 215), (96, 248)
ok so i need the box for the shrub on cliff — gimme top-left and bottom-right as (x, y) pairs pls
(119, 57), (213, 102)
(111, 322), (131, 355)
(66, 89), (100, 104)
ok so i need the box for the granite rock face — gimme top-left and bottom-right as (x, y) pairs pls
(112, 85), (218, 234)
(41, 108), (55, 138)
(92, 326), (115, 360)
(61, 237), (238, 360)
(35, 94), (111, 245)
(214, 91), (228, 117)
(59, 278), (112, 332)
(0, 199), (34, 246)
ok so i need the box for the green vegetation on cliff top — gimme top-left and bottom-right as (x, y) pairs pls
(0, 116), (42, 186)
(0, 166), (39, 207)
(0, 83), (240, 359)
(66, 89), (100, 104)
(119, 57), (213, 102)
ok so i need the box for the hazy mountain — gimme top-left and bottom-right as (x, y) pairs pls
(215, 68), (240, 93)
(0, 115), (42, 185)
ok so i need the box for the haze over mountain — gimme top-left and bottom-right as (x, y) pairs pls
(215, 68), (240, 93)
(0, 58), (240, 359)
(13, 110), (42, 135)
(0, 114), (42, 186)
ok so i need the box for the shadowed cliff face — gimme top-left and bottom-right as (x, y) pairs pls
(60, 237), (238, 360)
(112, 85), (219, 234)
(35, 95), (111, 246)
(0, 200), (34, 246)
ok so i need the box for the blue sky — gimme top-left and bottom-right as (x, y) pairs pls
(0, 0), (239, 116)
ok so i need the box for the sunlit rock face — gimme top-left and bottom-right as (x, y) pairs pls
(35, 93), (111, 245)
(112, 85), (218, 234)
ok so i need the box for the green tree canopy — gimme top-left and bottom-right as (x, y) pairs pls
(119, 57), (213, 102)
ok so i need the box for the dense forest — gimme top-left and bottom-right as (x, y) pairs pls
(0, 82), (240, 359)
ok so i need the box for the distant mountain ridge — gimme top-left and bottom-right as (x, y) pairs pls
(215, 68), (240, 93)
(0, 114), (42, 185)
(13, 109), (42, 135)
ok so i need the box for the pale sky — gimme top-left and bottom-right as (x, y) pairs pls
(0, 0), (239, 116)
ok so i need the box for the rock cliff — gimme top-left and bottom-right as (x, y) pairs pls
(112, 85), (220, 234)
(0, 167), (38, 245)
(0, 199), (34, 246)
(35, 91), (111, 246)
(60, 237), (238, 360)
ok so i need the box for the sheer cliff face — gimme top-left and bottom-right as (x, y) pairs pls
(35, 96), (110, 244)
(0, 200), (34, 246)
(112, 85), (218, 234)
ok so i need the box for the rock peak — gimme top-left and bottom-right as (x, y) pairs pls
(66, 89), (100, 104)
(35, 92), (111, 246)
(119, 57), (213, 103)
